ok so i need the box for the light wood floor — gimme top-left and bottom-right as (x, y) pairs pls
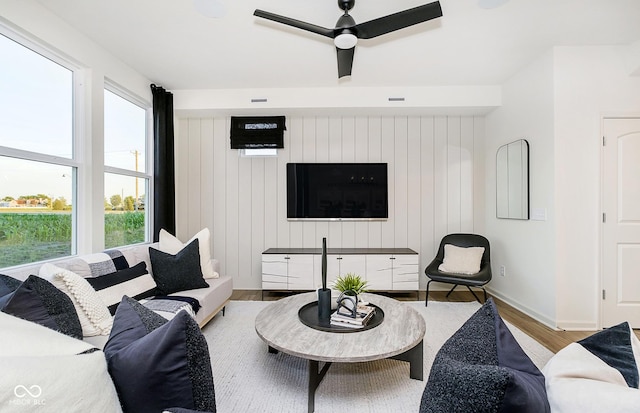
(231, 289), (603, 354)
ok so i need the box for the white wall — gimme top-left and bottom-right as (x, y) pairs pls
(554, 45), (640, 329)
(175, 115), (485, 290)
(485, 51), (557, 327)
(1, 0), (152, 253)
(485, 44), (640, 330)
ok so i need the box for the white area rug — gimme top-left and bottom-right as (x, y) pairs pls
(202, 300), (553, 413)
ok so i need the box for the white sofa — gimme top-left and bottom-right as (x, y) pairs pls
(2, 242), (233, 348)
(1, 240), (229, 412)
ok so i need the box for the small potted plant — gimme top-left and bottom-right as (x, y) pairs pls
(331, 273), (368, 313)
(331, 273), (368, 295)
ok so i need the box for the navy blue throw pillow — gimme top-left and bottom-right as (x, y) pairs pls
(0, 273), (22, 297)
(420, 298), (549, 413)
(0, 275), (82, 339)
(149, 239), (209, 295)
(104, 296), (168, 358)
(104, 296), (216, 413)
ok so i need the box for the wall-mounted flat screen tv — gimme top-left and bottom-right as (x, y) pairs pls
(287, 163), (388, 220)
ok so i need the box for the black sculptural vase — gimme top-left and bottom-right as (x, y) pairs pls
(317, 237), (331, 320)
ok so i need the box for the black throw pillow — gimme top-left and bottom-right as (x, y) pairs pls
(578, 321), (639, 388)
(149, 239), (209, 295)
(420, 298), (549, 413)
(104, 296), (216, 413)
(104, 295), (168, 358)
(0, 275), (83, 339)
(0, 273), (22, 297)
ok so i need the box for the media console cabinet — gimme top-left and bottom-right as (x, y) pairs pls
(261, 248), (419, 296)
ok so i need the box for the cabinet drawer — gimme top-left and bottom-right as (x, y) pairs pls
(262, 273), (287, 284)
(288, 276), (314, 290)
(262, 254), (288, 264)
(366, 267), (393, 290)
(393, 269), (419, 283)
(287, 255), (314, 278)
(262, 261), (287, 276)
(393, 254), (419, 266)
(392, 254), (418, 283)
(338, 255), (366, 277)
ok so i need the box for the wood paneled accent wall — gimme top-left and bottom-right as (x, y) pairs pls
(176, 115), (485, 290)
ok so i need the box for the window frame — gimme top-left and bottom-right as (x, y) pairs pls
(103, 81), (154, 247)
(0, 23), (156, 269)
(0, 25), (82, 260)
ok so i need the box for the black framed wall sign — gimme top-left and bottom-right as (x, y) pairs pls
(230, 116), (286, 149)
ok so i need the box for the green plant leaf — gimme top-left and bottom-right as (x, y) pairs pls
(331, 272), (368, 294)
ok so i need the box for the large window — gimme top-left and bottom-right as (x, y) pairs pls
(0, 32), (77, 267)
(104, 88), (151, 249)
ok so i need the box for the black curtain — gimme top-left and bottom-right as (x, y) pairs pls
(151, 84), (175, 241)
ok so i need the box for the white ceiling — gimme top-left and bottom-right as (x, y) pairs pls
(34, 0), (640, 90)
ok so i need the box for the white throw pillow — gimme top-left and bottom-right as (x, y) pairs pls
(39, 263), (113, 336)
(0, 312), (122, 412)
(159, 228), (218, 279)
(438, 244), (485, 275)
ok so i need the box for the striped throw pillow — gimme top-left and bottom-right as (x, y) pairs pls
(63, 250), (129, 278)
(87, 262), (157, 315)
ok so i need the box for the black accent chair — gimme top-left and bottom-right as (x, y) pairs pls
(424, 233), (491, 307)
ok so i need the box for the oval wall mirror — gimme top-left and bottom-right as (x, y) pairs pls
(496, 139), (529, 220)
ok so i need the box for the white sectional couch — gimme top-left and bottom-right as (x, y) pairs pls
(2, 242), (233, 344)
(1, 238), (229, 412)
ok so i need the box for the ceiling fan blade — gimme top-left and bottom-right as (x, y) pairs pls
(254, 9), (335, 38)
(336, 47), (355, 78)
(354, 1), (442, 40)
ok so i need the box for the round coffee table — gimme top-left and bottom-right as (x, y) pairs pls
(255, 292), (426, 412)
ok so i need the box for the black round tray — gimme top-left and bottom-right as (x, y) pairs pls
(298, 301), (384, 333)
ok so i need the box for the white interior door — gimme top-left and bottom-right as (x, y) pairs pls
(602, 118), (640, 328)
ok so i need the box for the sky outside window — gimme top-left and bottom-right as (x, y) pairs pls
(0, 34), (73, 200)
(0, 34), (72, 157)
(104, 89), (146, 172)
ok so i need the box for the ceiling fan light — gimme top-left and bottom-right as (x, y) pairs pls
(334, 33), (358, 49)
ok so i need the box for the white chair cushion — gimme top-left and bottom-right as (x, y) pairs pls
(438, 244), (485, 274)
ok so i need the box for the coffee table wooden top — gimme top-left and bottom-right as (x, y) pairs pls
(255, 292), (426, 363)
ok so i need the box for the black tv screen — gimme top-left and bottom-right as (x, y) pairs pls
(287, 163), (388, 220)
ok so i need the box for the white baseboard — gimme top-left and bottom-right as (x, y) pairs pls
(554, 321), (598, 331)
(487, 288), (558, 331)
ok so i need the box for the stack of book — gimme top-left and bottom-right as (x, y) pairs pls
(330, 303), (376, 329)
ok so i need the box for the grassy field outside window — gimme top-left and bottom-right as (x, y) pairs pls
(0, 210), (145, 268)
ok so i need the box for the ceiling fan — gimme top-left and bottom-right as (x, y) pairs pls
(253, 0), (443, 78)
